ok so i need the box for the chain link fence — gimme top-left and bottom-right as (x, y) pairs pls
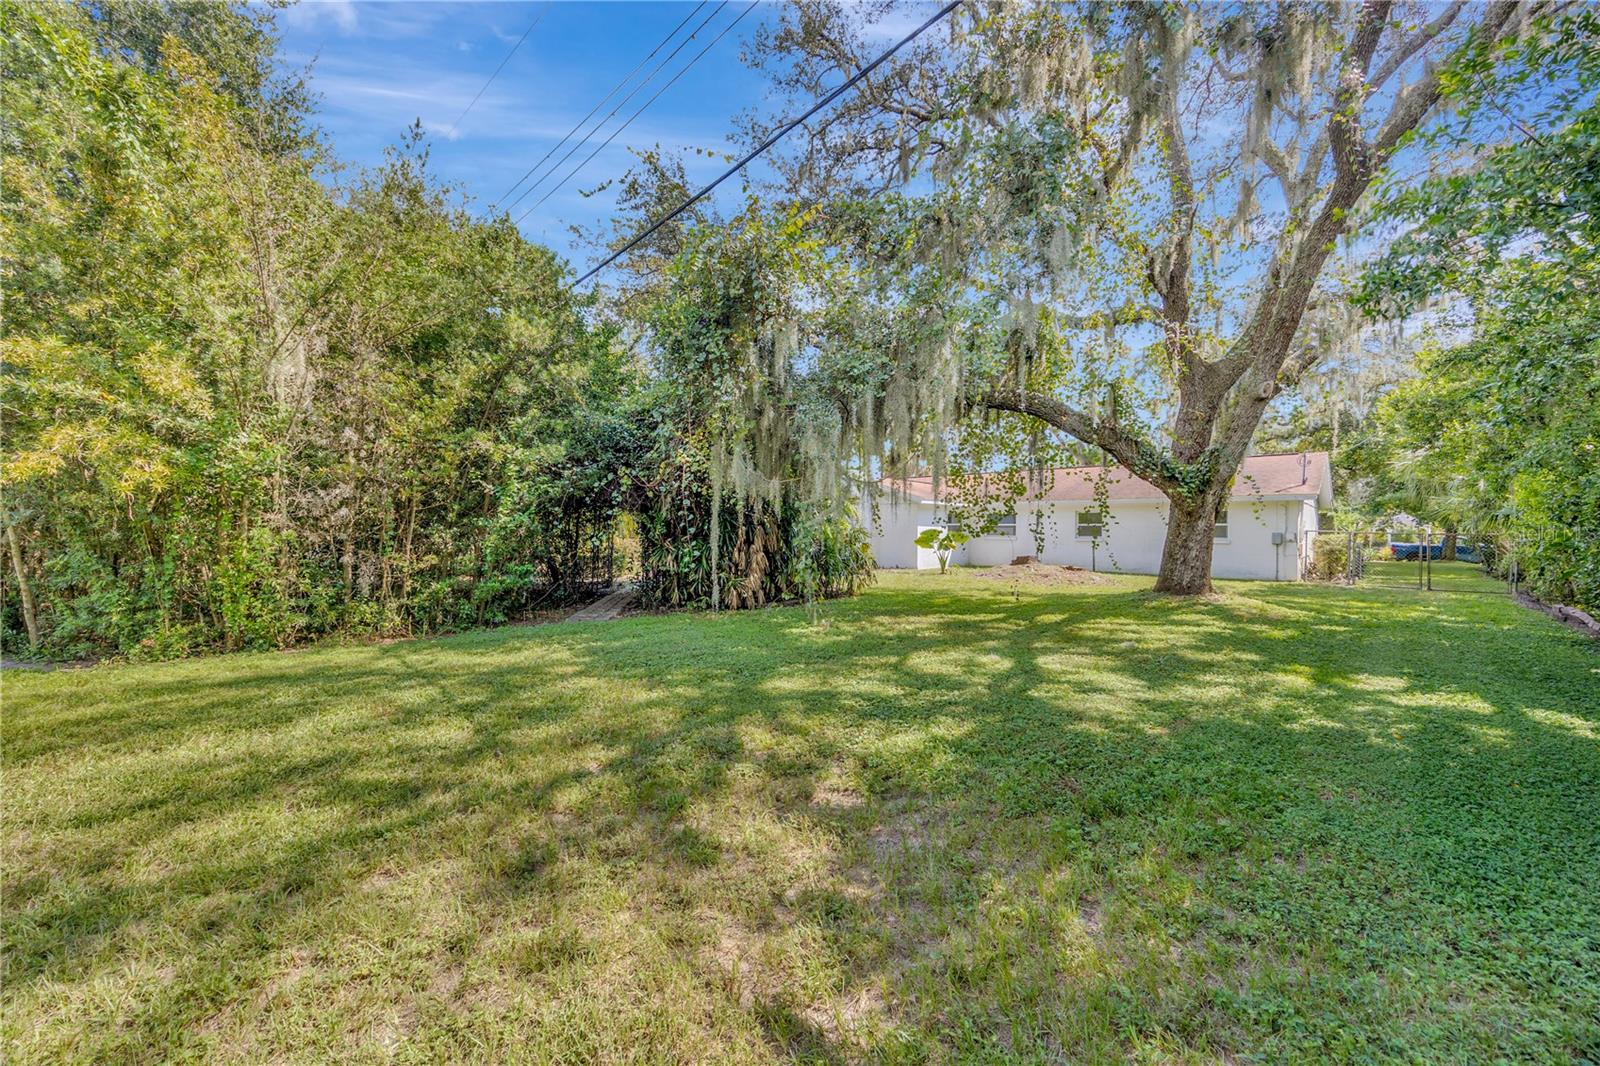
(1302, 528), (1519, 594)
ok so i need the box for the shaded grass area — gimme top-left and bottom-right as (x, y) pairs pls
(4, 572), (1597, 1064)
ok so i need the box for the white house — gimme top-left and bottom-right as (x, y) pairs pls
(862, 451), (1334, 581)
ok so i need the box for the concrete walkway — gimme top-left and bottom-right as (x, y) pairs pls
(562, 587), (638, 623)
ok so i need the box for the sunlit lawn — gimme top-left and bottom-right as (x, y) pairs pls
(1360, 557), (1508, 594)
(5, 570), (1597, 1064)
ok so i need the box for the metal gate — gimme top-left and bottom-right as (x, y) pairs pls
(1359, 529), (1428, 589)
(1303, 528), (1516, 594)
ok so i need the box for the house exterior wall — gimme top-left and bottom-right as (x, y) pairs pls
(862, 492), (1321, 581)
(861, 495), (931, 569)
(1298, 497), (1321, 578)
(1212, 499), (1306, 581)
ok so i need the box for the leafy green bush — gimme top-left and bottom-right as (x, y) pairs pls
(789, 512), (876, 602)
(1354, 9), (1599, 612)
(0, 4), (628, 659)
(1305, 536), (1351, 583)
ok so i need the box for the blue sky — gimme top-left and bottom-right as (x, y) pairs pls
(272, 1), (775, 271)
(271, 1), (943, 276)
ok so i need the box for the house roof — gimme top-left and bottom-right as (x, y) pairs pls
(884, 452), (1332, 505)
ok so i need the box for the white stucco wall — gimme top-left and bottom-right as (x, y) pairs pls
(1299, 498), (1321, 578)
(861, 493), (932, 569)
(1212, 499), (1309, 581)
(862, 491), (1321, 581)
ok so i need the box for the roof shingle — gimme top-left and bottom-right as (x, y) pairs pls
(883, 452), (1329, 503)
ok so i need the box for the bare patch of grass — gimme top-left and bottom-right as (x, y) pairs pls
(966, 561), (1111, 586)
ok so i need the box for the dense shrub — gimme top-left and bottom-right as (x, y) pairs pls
(1305, 537), (1352, 583)
(0, 4), (624, 659)
(631, 443), (873, 611)
(1352, 10), (1599, 612)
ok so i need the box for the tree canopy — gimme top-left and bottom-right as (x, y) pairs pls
(635, 0), (1560, 593)
(4, 0), (1594, 657)
(1, 2), (625, 656)
(1351, 9), (1600, 609)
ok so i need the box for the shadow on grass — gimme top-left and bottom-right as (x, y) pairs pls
(5, 577), (1598, 1062)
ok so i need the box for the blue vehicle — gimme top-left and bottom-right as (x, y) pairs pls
(1390, 542), (1481, 563)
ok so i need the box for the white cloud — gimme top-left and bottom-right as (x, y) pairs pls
(859, 4), (942, 44)
(282, 0), (359, 34)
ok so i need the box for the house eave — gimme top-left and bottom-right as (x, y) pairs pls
(904, 492), (1321, 507)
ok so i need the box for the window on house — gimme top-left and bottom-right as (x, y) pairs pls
(1214, 507), (1230, 540)
(943, 517), (963, 535)
(994, 513), (1017, 536)
(1076, 510), (1103, 538)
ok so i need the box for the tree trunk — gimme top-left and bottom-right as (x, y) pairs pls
(342, 535), (355, 604)
(5, 524), (41, 650)
(979, 386), (1232, 595)
(1154, 500), (1217, 595)
(1441, 526), (1458, 562)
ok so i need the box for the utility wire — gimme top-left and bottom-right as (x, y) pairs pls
(500, 1), (727, 217)
(491, 1), (708, 212)
(446, 3), (549, 138)
(571, 0), (963, 288)
(515, 2), (758, 225)
(335, 8), (726, 348)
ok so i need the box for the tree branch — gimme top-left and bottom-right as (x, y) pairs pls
(977, 388), (1180, 492)
(1256, 136), (1299, 202)
(1330, 0), (1393, 183)
(1055, 304), (1161, 331)
(1373, 2), (1521, 161)
(1150, 50), (1203, 376)
(1369, 2), (1465, 89)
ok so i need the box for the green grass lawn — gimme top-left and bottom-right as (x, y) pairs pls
(5, 572), (1598, 1064)
(1359, 558), (1507, 594)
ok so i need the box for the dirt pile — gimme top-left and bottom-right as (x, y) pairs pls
(968, 562), (1108, 586)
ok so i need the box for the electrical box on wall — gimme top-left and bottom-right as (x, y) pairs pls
(1271, 531), (1287, 545)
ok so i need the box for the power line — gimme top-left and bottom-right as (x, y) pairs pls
(571, 0), (963, 288)
(333, 8), (727, 349)
(446, 3), (549, 138)
(490, 1), (708, 212)
(515, 2), (758, 225)
(499, 0), (726, 216)
(500, 2), (728, 217)
(407, 2), (744, 347)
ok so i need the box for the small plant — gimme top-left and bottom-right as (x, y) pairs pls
(915, 527), (970, 574)
(1307, 536), (1352, 582)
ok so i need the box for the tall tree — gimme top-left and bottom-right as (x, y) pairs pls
(1, 3), (623, 657)
(1353, 7), (1600, 607)
(737, 0), (1545, 592)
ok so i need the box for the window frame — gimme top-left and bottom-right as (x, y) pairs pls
(1075, 509), (1104, 540)
(992, 513), (1018, 537)
(1213, 506), (1230, 542)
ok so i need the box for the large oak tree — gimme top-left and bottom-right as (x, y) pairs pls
(738, 0), (1548, 592)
